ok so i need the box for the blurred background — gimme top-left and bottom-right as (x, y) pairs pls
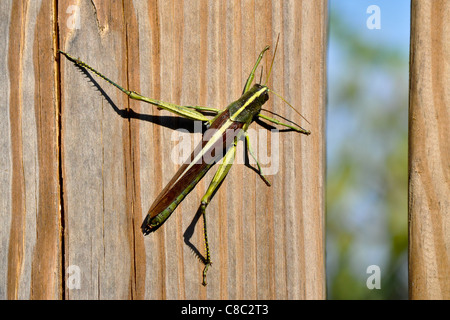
(327, 0), (410, 299)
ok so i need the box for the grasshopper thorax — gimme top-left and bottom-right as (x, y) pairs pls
(228, 84), (270, 124)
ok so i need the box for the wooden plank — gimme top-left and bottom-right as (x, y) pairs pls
(0, 0), (12, 299)
(59, 0), (136, 299)
(0, 0), (326, 299)
(0, 0), (61, 299)
(409, 0), (450, 300)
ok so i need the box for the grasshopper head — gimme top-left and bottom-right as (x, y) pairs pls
(253, 83), (270, 105)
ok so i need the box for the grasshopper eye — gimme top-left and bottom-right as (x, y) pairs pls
(263, 90), (269, 102)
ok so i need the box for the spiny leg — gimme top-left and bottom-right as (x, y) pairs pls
(245, 134), (271, 186)
(201, 210), (211, 286)
(257, 113), (311, 135)
(199, 138), (238, 285)
(59, 50), (213, 123)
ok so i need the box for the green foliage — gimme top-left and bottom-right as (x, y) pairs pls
(327, 7), (409, 300)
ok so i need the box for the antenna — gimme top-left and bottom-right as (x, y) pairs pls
(269, 89), (311, 124)
(259, 66), (264, 84)
(265, 33), (280, 85)
(263, 34), (311, 126)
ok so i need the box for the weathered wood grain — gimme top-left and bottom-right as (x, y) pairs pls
(0, 0), (61, 299)
(1, 0), (326, 299)
(409, 0), (450, 300)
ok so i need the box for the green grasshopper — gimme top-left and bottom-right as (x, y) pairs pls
(59, 37), (310, 285)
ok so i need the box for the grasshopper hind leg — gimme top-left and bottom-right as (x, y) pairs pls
(200, 204), (212, 286)
(198, 138), (238, 285)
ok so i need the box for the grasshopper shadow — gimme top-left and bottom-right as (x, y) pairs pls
(182, 205), (207, 264)
(76, 65), (205, 133)
(182, 165), (228, 264)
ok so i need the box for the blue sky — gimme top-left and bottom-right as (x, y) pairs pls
(330, 0), (411, 49)
(328, 0), (411, 157)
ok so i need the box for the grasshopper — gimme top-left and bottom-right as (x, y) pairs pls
(59, 37), (310, 285)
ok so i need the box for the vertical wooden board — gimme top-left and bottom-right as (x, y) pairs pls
(297, 2), (327, 300)
(0, 0), (61, 299)
(135, 0), (326, 299)
(30, 0), (62, 300)
(409, 0), (450, 300)
(59, 0), (133, 299)
(58, 0), (326, 299)
(0, 0), (13, 300)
